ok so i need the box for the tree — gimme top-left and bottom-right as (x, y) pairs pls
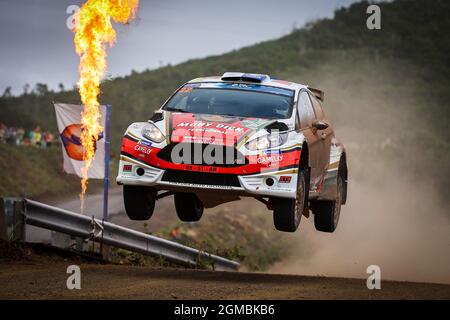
(2, 86), (12, 98)
(34, 83), (48, 96)
(23, 83), (30, 95)
(58, 83), (65, 92)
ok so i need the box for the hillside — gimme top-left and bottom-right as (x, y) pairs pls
(1, 0), (449, 200)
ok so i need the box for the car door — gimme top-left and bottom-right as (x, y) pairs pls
(309, 93), (333, 174)
(296, 91), (321, 185)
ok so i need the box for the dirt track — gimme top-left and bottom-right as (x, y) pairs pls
(0, 261), (449, 300)
(8, 189), (450, 300)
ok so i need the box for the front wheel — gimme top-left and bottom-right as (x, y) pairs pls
(174, 193), (204, 222)
(272, 170), (306, 232)
(311, 175), (343, 232)
(123, 185), (156, 220)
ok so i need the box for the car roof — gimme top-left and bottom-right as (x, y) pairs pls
(187, 72), (308, 93)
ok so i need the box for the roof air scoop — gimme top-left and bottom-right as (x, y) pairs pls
(221, 72), (270, 83)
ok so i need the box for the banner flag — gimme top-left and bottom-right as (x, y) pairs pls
(54, 103), (106, 179)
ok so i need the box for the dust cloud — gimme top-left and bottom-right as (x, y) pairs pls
(271, 163), (450, 284)
(269, 57), (450, 284)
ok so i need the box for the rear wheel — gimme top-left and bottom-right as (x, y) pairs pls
(123, 185), (156, 220)
(312, 175), (343, 232)
(174, 193), (204, 222)
(272, 170), (306, 232)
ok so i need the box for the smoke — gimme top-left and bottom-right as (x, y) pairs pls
(271, 159), (450, 284)
(269, 55), (450, 284)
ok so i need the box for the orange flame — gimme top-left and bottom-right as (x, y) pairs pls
(73, 0), (139, 206)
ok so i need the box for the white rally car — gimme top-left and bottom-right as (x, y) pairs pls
(117, 72), (348, 232)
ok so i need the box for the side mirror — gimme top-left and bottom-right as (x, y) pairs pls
(265, 121), (289, 133)
(150, 111), (164, 123)
(312, 120), (329, 131)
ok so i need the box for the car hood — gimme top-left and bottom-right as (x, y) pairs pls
(164, 111), (282, 147)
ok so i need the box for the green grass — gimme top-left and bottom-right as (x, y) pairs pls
(0, 144), (77, 198)
(0, 144), (119, 199)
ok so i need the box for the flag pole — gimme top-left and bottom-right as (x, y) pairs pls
(103, 104), (112, 222)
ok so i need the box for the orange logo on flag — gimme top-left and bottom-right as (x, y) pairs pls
(60, 124), (104, 161)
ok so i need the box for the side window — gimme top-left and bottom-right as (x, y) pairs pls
(297, 91), (316, 128)
(309, 94), (324, 120)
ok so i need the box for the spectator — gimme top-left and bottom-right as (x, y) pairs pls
(41, 131), (47, 149)
(0, 124), (54, 148)
(15, 128), (25, 145)
(46, 132), (55, 147)
(34, 126), (42, 146)
(28, 130), (35, 145)
(7, 127), (15, 144)
(0, 124), (6, 144)
(22, 135), (32, 145)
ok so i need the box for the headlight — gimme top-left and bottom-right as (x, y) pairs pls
(246, 133), (288, 151)
(141, 122), (165, 143)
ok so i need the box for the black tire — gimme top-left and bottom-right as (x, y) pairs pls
(272, 170), (306, 232)
(312, 175), (343, 232)
(123, 185), (156, 220)
(174, 193), (204, 222)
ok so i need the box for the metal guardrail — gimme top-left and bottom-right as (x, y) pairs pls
(12, 199), (239, 271)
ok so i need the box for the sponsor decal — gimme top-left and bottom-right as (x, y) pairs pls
(122, 164), (133, 174)
(279, 176), (292, 183)
(138, 139), (152, 147)
(176, 121), (245, 133)
(216, 123), (245, 132)
(179, 87), (193, 93)
(196, 82), (295, 97)
(181, 135), (216, 144)
(263, 149), (281, 155)
(134, 144), (152, 155)
(230, 83), (251, 89)
(169, 113), (252, 147)
(257, 155), (283, 164)
(165, 181), (234, 190)
(177, 84), (200, 93)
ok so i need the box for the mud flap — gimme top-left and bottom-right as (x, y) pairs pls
(302, 167), (311, 218)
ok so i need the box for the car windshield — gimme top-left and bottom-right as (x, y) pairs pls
(163, 82), (294, 119)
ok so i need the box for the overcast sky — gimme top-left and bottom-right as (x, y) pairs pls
(0, 0), (359, 95)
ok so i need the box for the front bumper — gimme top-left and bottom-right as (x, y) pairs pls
(117, 155), (298, 199)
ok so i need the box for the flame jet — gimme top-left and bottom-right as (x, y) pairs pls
(73, 0), (139, 205)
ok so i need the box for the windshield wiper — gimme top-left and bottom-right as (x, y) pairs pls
(219, 113), (244, 118)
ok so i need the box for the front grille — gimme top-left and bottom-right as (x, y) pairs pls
(162, 170), (241, 187)
(157, 143), (247, 167)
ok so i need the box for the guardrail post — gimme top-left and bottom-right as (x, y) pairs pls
(0, 198), (25, 242)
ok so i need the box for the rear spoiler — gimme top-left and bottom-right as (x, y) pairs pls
(308, 87), (325, 102)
